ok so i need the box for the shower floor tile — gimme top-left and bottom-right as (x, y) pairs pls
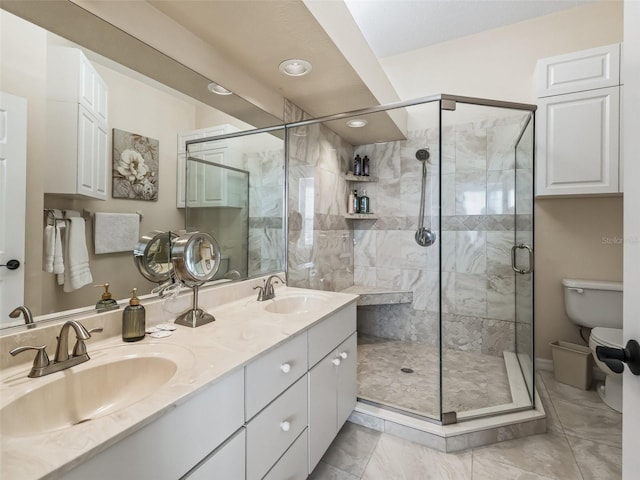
(357, 334), (512, 418)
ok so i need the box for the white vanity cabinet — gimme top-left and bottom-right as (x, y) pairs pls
(46, 47), (109, 200)
(535, 44), (623, 196)
(62, 369), (245, 480)
(177, 124), (244, 208)
(308, 303), (357, 472)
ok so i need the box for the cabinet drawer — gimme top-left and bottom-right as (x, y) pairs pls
(263, 429), (308, 480)
(246, 332), (307, 420)
(536, 43), (620, 97)
(308, 302), (356, 367)
(183, 428), (245, 480)
(246, 375), (308, 480)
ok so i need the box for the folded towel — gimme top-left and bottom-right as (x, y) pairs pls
(94, 212), (140, 254)
(43, 225), (54, 273)
(60, 213), (92, 292)
(53, 225), (64, 274)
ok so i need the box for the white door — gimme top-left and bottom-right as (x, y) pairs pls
(0, 92), (27, 325)
(623, 2), (640, 478)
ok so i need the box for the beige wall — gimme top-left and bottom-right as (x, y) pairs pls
(379, 1), (624, 359)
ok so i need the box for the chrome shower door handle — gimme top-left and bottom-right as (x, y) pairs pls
(511, 244), (534, 274)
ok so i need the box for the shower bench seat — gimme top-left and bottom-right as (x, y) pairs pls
(341, 285), (413, 306)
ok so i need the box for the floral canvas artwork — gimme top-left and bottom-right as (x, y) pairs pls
(112, 129), (159, 201)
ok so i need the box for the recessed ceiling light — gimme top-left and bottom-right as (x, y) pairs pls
(207, 82), (233, 95)
(279, 59), (312, 76)
(346, 119), (368, 128)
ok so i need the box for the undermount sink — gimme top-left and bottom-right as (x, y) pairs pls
(1, 350), (180, 437)
(263, 294), (329, 315)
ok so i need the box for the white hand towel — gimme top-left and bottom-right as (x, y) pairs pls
(61, 214), (93, 292)
(43, 225), (54, 273)
(53, 225), (64, 274)
(94, 212), (140, 254)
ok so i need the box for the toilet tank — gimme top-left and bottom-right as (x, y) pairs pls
(562, 278), (623, 329)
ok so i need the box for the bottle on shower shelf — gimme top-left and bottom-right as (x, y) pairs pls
(359, 190), (370, 214)
(353, 189), (360, 213)
(353, 154), (362, 176)
(362, 155), (370, 176)
(348, 190), (355, 214)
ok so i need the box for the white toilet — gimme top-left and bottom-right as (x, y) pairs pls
(562, 278), (623, 412)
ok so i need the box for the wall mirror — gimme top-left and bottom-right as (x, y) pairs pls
(0, 9), (285, 332)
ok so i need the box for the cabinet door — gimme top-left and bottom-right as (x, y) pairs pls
(200, 149), (227, 207)
(336, 333), (357, 427)
(536, 87), (620, 196)
(77, 104), (97, 198)
(536, 43), (620, 97)
(308, 353), (338, 472)
(95, 121), (108, 200)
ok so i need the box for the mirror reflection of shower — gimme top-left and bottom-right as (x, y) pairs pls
(415, 148), (437, 247)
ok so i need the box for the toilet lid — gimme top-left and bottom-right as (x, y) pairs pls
(591, 327), (623, 348)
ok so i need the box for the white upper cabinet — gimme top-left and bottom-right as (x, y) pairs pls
(46, 47), (109, 200)
(535, 44), (623, 197)
(536, 44), (620, 97)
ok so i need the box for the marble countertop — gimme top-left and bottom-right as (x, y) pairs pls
(0, 282), (357, 480)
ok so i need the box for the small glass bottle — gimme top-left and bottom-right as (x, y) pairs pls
(122, 288), (145, 342)
(353, 154), (362, 176)
(353, 189), (360, 213)
(359, 190), (370, 214)
(362, 155), (370, 176)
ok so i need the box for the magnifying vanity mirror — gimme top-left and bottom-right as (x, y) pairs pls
(133, 231), (180, 293)
(170, 232), (221, 328)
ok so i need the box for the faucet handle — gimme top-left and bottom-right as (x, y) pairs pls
(253, 285), (265, 301)
(9, 345), (50, 369)
(72, 327), (103, 357)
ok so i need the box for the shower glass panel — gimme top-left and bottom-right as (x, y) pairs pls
(440, 101), (535, 420)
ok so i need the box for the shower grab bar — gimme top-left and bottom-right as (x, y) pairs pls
(511, 244), (534, 274)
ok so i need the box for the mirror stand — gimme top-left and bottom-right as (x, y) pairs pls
(175, 284), (215, 328)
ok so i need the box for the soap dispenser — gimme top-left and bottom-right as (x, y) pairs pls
(122, 288), (145, 342)
(94, 283), (119, 312)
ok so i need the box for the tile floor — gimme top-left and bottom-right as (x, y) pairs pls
(358, 335), (511, 417)
(310, 369), (622, 479)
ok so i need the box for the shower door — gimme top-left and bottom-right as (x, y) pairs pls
(513, 113), (535, 401)
(440, 99), (536, 421)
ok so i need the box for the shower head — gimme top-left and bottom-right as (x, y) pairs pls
(416, 148), (430, 162)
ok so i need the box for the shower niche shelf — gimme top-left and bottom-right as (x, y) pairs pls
(344, 174), (378, 220)
(344, 174), (378, 183)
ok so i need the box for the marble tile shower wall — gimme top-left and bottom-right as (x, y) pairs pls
(355, 115), (533, 357)
(244, 149), (286, 276)
(285, 100), (356, 292)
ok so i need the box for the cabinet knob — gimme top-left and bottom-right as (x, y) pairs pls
(280, 421), (291, 432)
(339, 351), (348, 360)
(280, 363), (291, 373)
(332, 358), (341, 366)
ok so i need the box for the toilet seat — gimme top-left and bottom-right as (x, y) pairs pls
(590, 327), (623, 349)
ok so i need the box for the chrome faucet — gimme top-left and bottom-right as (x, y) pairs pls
(9, 306), (35, 329)
(9, 320), (102, 378)
(254, 274), (285, 301)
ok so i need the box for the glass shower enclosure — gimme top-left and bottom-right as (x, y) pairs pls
(286, 94), (536, 424)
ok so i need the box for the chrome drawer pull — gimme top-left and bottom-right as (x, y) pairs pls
(280, 421), (291, 432)
(280, 363), (291, 373)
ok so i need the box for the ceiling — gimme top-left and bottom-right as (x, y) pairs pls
(2, 0), (592, 145)
(343, 0), (595, 59)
